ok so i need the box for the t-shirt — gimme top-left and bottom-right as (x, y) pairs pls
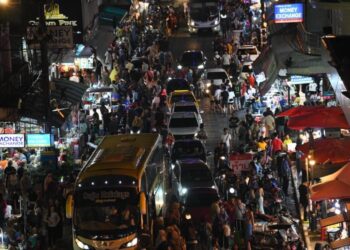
(257, 141), (267, 151)
(214, 89), (222, 101)
(222, 54), (231, 66)
(263, 115), (275, 130)
(272, 138), (283, 153)
(221, 90), (229, 102)
(228, 91), (235, 103)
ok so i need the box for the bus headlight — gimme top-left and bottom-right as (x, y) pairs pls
(75, 238), (90, 250)
(126, 237), (138, 248)
(181, 187), (188, 195)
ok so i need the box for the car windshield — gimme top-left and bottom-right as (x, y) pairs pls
(171, 94), (196, 103)
(207, 72), (228, 80)
(185, 191), (219, 207)
(181, 52), (204, 66)
(169, 118), (198, 128)
(182, 168), (212, 185)
(174, 105), (198, 113)
(173, 142), (204, 159)
(74, 188), (138, 232)
(167, 80), (190, 93)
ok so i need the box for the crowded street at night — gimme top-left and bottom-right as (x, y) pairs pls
(1, 0), (350, 249)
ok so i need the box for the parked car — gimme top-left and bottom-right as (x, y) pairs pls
(237, 45), (260, 62)
(182, 187), (220, 223)
(177, 50), (207, 71)
(187, 0), (220, 34)
(168, 112), (200, 139)
(200, 68), (232, 95)
(170, 101), (203, 125)
(171, 159), (216, 201)
(170, 139), (207, 164)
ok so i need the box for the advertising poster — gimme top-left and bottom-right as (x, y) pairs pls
(229, 153), (253, 176)
(0, 134), (25, 148)
(274, 3), (304, 24)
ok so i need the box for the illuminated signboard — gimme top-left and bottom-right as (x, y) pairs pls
(0, 134), (25, 148)
(26, 134), (52, 147)
(274, 3), (304, 24)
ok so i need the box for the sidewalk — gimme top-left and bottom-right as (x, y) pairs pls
(291, 163), (328, 250)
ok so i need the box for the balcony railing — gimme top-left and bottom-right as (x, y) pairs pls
(296, 23), (322, 55)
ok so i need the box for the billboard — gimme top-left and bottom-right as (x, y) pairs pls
(274, 3), (304, 24)
(27, 26), (73, 49)
(0, 134), (25, 148)
(26, 134), (53, 148)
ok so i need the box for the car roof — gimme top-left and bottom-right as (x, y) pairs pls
(170, 112), (197, 119)
(178, 159), (208, 168)
(205, 68), (227, 73)
(173, 138), (204, 145)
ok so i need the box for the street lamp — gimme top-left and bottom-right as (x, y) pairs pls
(0, 0), (8, 5)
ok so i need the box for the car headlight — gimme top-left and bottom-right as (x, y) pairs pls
(194, 132), (198, 137)
(214, 19), (219, 25)
(75, 238), (91, 250)
(185, 213), (192, 220)
(198, 64), (204, 69)
(177, 65), (182, 70)
(126, 237), (138, 248)
(181, 187), (188, 195)
(190, 20), (195, 26)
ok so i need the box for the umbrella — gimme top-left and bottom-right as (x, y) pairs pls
(310, 162), (350, 201)
(298, 138), (350, 164)
(276, 106), (324, 118)
(286, 106), (350, 130)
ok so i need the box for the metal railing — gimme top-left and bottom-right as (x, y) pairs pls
(296, 23), (322, 55)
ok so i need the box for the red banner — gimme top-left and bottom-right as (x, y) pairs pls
(229, 153), (253, 176)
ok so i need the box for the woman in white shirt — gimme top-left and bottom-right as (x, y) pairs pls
(227, 87), (235, 114)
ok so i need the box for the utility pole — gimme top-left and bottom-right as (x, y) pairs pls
(38, 0), (51, 133)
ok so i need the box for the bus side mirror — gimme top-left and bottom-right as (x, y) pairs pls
(140, 192), (147, 215)
(66, 193), (74, 219)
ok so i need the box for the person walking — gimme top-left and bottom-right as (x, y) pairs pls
(221, 128), (232, 153)
(196, 124), (208, 144)
(45, 205), (60, 249)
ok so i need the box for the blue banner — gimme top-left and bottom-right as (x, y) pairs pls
(274, 3), (304, 24)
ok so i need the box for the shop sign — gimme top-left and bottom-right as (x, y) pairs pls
(83, 191), (131, 203)
(229, 153), (253, 176)
(0, 134), (25, 148)
(274, 3), (304, 24)
(27, 26), (73, 49)
(25, 0), (83, 44)
(26, 134), (52, 147)
(74, 57), (94, 69)
(288, 75), (314, 85)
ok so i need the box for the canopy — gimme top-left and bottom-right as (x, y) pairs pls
(284, 106), (350, 129)
(276, 106), (325, 118)
(310, 162), (350, 201)
(298, 138), (350, 165)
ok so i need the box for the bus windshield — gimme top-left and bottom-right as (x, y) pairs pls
(74, 188), (138, 232)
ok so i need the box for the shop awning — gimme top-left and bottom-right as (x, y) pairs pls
(276, 105), (325, 118)
(51, 79), (88, 105)
(298, 137), (350, 165)
(310, 162), (350, 201)
(252, 46), (279, 96)
(285, 106), (350, 130)
(320, 214), (345, 228)
(330, 237), (350, 249)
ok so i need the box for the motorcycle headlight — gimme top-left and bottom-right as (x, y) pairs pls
(220, 156), (226, 160)
(229, 187), (235, 194)
(214, 19), (220, 25)
(75, 238), (91, 250)
(124, 237), (138, 248)
(185, 213), (192, 220)
(171, 163), (175, 170)
(190, 20), (195, 26)
(177, 65), (183, 70)
(181, 187), (188, 195)
(194, 132), (198, 137)
(206, 82), (211, 87)
(198, 64), (204, 69)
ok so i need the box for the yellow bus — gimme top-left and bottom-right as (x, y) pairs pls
(66, 134), (166, 250)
